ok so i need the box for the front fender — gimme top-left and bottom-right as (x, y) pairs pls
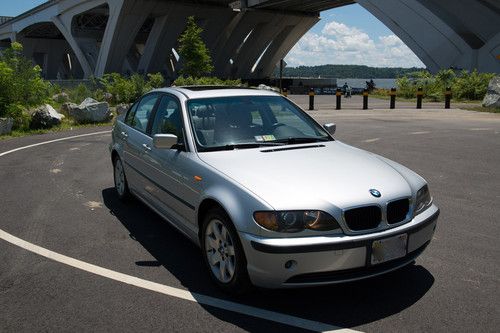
(198, 171), (274, 237)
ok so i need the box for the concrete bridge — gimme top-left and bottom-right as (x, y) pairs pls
(0, 0), (499, 80)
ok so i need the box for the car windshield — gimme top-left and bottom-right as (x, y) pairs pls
(187, 96), (332, 152)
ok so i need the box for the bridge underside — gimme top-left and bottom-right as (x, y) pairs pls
(0, 0), (319, 80)
(0, 0), (498, 80)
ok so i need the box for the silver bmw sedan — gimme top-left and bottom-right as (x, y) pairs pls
(110, 86), (439, 293)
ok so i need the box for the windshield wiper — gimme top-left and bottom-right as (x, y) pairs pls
(201, 142), (285, 152)
(271, 137), (331, 144)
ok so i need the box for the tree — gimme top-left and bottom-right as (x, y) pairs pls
(177, 16), (214, 77)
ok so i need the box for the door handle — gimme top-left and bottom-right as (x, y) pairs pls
(120, 131), (128, 138)
(142, 143), (152, 151)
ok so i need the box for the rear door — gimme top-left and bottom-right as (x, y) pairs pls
(122, 93), (160, 196)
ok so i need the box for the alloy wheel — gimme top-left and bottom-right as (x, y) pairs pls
(204, 219), (236, 283)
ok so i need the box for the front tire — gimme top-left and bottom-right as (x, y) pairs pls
(113, 156), (131, 201)
(201, 208), (251, 294)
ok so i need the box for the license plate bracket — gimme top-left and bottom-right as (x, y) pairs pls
(371, 233), (408, 265)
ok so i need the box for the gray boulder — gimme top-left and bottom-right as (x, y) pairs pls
(115, 103), (131, 115)
(0, 117), (14, 135)
(30, 104), (65, 129)
(482, 76), (500, 107)
(67, 98), (111, 124)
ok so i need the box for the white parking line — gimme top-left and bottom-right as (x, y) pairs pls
(468, 128), (491, 131)
(363, 138), (380, 143)
(0, 130), (112, 157)
(0, 131), (361, 333)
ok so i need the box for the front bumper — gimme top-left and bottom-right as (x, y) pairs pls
(239, 204), (439, 288)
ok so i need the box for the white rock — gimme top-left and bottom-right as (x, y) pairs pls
(30, 104), (64, 129)
(81, 97), (99, 106)
(67, 98), (111, 123)
(46, 104), (65, 121)
(482, 76), (500, 108)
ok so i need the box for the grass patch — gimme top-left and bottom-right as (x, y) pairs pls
(0, 118), (113, 141)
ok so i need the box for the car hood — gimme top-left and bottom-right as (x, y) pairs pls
(198, 141), (413, 210)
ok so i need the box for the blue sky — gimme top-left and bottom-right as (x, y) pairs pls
(2, 0), (47, 16)
(3, 1), (423, 68)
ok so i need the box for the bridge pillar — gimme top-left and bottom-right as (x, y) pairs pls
(211, 11), (245, 78)
(356, 0), (500, 73)
(137, 14), (170, 74)
(257, 15), (319, 78)
(236, 12), (294, 78)
(52, 16), (93, 78)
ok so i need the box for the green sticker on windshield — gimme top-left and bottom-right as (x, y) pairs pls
(255, 135), (276, 142)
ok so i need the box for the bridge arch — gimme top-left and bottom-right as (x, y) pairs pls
(17, 21), (84, 79)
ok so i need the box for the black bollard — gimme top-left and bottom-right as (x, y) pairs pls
(390, 87), (396, 109)
(309, 88), (315, 110)
(363, 89), (369, 110)
(336, 88), (342, 110)
(416, 87), (423, 109)
(445, 87), (451, 109)
(283, 87), (288, 97)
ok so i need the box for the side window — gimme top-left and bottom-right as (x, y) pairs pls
(151, 95), (183, 140)
(130, 94), (159, 133)
(125, 103), (138, 126)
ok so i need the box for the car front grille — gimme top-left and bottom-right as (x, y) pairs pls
(387, 199), (410, 224)
(344, 206), (381, 231)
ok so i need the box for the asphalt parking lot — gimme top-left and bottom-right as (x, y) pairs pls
(0, 98), (499, 332)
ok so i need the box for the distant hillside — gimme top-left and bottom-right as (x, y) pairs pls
(275, 64), (425, 78)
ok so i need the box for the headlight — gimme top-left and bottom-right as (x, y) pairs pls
(253, 211), (341, 233)
(415, 185), (432, 214)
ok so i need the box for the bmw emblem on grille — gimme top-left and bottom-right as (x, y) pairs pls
(369, 189), (381, 198)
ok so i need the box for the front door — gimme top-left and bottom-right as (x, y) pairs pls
(142, 94), (201, 235)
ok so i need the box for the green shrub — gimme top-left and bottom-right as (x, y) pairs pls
(147, 72), (165, 88)
(395, 69), (494, 101)
(67, 83), (92, 104)
(452, 70), (494, 100)
(0, 42), (51, 124)
(6, 103), (30, 130)
(100, 73), (144, 104)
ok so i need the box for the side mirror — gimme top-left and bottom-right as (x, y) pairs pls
(153, 134), (178, 149)
(323, 123), (336, 135)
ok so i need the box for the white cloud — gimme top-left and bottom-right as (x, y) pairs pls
(285, 20), (424, 68)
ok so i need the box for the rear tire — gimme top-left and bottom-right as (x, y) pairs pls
(201, 208), (252, 295)
(113, 156), (131, 201)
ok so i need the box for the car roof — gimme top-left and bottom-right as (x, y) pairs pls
(152, 86), (280, 99)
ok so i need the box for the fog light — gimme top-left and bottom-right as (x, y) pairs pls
(285, 260), (297, 269)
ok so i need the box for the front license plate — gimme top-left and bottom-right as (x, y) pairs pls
(371, 234), (408, 265)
